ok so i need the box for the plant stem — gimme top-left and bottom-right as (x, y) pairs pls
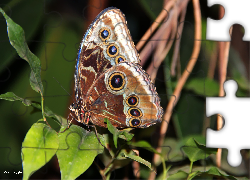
(41, 94), (46, 120)
(164, 56), (183, 139)
(106, 172), (111, 180)
(161, 157), (167, 178)
(41, 93), (53, 129)
(94, 161), (106, 180)
(104, 161), (113, 176)
(190, 161), (193, 173)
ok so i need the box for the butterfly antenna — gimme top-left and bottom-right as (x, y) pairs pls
(53, 77), (74, 100)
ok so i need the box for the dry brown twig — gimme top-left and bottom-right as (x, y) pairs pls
(138, 0), (190, 67)
(146, 6), (177, 80)
(207, 44), (218, 79)
(133, 1), (189, 178)
(134, 0), (201, 178)
(136, 0), (176, 52)
(139, 3), (175, 67)
(171, 5), (187, 76)
(146, 0), (201, 178)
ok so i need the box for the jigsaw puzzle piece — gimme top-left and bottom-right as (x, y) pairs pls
(206, 0), (250, 41)
(206, 80), (250, 167)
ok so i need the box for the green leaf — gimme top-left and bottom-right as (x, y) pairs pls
(0, 0), (43, 73)
(0, 8), (43, 94)
(128, 140), (160, 155)
(56, 125), (104, 180)
(0, 92), (32, 106)
(203, 167), (237, 180)
(168, 166), (239, 180)
(159, 136), (207, 165)
(182, 138), (217, 163)
(167, 166), (240, 180)
(22, 122), (58, 180)
(118, 149), (153, 171)
(104, 118), (134, 148)
(129, 140), (169, 177)
(168, 170), (189, 180)
(161, 138), (185, 163)
(0, 92), (66, 125)
(184, 78), (219, 96)
(118, 128), (134, 141)
(105, 118), (120, 148)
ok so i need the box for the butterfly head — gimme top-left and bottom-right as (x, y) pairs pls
(69, 101), (88, 123)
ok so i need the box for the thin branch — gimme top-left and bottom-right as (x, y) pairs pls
(149, 10), (178, 81)
(136, 0), (176, 52)
(207, 44), (218, 79)
(139, 0), (189, 66)
(146, 8), (177, 80)
(94, 161), (107, 180)
(140, 6), (175, 66)
(171, 6), (187, 76)
(132, 150), (140, 179)
(153, 0), (202, 167)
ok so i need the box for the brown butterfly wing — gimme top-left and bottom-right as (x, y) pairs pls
(75, 7), (139, 101)
(85, 62), (163, 128)
(73, 8), (163, 128)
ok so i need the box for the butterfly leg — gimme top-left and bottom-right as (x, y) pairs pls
(83, 111), (91, 125)
(60, 113), (75, 133)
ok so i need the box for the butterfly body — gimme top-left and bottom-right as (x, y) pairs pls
(70, 7), (163, 128)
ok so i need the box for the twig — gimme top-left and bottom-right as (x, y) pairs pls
(153, 0), (202, 170)
(171, 5), (187, 76)
(132, 150), (140, 179)
(207, 44), (218, 79)
(136, 0), (176, 52)
(139, 0), (189, 67)
(94, 161), (107, 180)
(140, 6), (175, 66)
(150, 15), (177, 81)
(146, 8), (177, 80)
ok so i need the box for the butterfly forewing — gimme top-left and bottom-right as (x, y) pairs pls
(70, 7), (163, 128)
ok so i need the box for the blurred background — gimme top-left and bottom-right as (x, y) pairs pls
(0, 0), (249, 179)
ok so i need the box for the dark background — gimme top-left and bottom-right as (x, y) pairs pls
(0, 0), (249, 179)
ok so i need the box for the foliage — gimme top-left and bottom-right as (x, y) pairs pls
(0, 1), (248, 179)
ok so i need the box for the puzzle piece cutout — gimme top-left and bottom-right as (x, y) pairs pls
(206, 80), (250, 167)
(206, 0), (250, 41)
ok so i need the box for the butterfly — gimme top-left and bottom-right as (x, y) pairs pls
(69, 7), (163, 129)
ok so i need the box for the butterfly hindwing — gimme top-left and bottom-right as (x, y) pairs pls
(71, 8), (163, 128)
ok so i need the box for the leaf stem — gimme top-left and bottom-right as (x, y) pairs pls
(41, 94), (45, 120)
(103, 160), (114, 176)
(161, 157), (167, 178)
(94, 161), (106, 180)
(190, 161), (193, 173)
(41, 93), (52, 129)
(164, 56), (183, 139)
(106, 172), (111, 180)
